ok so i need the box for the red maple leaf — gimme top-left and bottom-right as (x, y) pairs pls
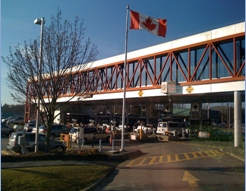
(142, 17), (156, 31)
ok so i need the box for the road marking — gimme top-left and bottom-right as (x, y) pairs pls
(175, 154), (179, 161)
(182, 171), (199, 187)
(167, 155), (171, 162)
(126, 150), (223, 167)
(159, 156), (163, 163)
(184, 153), (190, 159)
(149, 156), (157, 165)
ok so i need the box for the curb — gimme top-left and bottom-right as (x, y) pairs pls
(82, 166), (115, 191)
(1, 150), (20, 156)
(229, 153), (245, 162)
(83, 149), (143, 191)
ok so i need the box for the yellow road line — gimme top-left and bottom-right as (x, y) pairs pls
(159, 156), (163, 163)
(126, 150), (223, 167)
(184, 153), (190, 159)
(175, 154), (179, 161)
(149, 157), (157, 165)
(167, 155), (171, 162)
(192, 152), (199, 158)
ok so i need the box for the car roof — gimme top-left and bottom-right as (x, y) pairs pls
(13, 131), (45, 135)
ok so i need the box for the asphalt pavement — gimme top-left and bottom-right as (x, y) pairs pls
(1, 137), (245, 191)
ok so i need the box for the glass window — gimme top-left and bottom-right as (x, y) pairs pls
(39, 135), (46, 141)
(26, 134), (35, 141)
(169, 123), (179, 128)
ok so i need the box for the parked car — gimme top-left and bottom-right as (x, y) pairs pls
(6, 131), (67, 153)
(13, 125), (23, 131)
(2, 116), (15, 124)
(198, 131), (210, 139)
(31, 125), (46, 134)
(216, 123), (227, 128)
(24, 122), (36, 132)
(8, 116), (24, 125)
(115, 122), (137, 132)
(69, 127), (112, 144)
(116, 125), (127, 132)
(32, 124), (71, 140)
(24, 120), (42, 132)
(156, 121), (189, 137)
(1, 123), (14, 136)
(134, 124), (156, 134)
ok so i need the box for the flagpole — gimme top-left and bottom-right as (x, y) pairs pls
(120, 5), (129, 152)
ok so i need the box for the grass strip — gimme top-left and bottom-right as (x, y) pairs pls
(2, 165), (110, 191)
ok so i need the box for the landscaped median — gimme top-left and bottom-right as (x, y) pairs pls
(1, 148), (108, 163)
(2, 165), (111, 191)
(1, 149), (114, 191)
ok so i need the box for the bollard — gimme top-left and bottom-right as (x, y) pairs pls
(140, 123), (143, 140)
(78, 138), (81, 149)
(82, 137), (84, 148)
(109, 133), (113, 146)
(70, 134), (72, 148)
(111, 138), (115, 151)
(91, 133), (96, 148)
(182, 128), (185, 138)
(99, 139), (102, 152)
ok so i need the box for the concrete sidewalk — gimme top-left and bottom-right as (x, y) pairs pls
(1, 138), (244, 169)
(1, 139), (144, 169)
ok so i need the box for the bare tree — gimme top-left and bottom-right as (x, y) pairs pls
(2, 9), (98, 151)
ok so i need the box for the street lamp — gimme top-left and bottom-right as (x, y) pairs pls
(227, 104), (231, 129)
(34, 17), (44, 152)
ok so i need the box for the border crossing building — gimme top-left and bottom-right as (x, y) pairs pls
(25, 22), (245, 129)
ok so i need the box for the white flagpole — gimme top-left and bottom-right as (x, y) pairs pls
(120, 5), (129, 152)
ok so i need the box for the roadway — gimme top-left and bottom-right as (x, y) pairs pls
(93, 140), (245, 191)
(2, 135), (245, 191)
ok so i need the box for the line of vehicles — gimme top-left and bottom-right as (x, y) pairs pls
(2, 118), (192, 154)
(2, 116), (239, 154)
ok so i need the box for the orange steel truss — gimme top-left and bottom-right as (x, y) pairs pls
(24, 33), (245, 122)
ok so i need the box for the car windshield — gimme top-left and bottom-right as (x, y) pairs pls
(70, 128), (78, 133)
(9, 133), (22, 140)
(39, 125), (46, 129)
(168, 123), (180, 127)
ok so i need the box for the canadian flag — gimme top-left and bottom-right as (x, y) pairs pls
(130, 10), (167, 37)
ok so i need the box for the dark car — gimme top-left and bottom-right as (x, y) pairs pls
(1, 123), (14, 136)
(8, 116), (24, 125)
(34, 124), (71, 140)
(24, 122), (37, 132)
(2, 116), (15, 124)
(6, 131), (67, 153)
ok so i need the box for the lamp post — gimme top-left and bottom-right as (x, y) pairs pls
(34, 17), (44, 152)
(227, 104), (231, 129)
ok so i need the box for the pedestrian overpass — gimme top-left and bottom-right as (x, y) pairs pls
(25, 22), (245, 143)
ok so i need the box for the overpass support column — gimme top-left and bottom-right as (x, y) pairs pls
(199, 101), (202, 129)
(146, 103), (150, 124)
(169, 101), (173, 121)
(234, 91), (242, 147)
(54, 107), (61, 124)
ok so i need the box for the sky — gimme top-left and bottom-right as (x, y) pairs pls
(1, 0), (245, 105)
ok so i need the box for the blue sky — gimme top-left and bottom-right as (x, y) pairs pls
(1, 0), (245, 105)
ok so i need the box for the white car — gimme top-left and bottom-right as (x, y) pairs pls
(69, 127), (79, 143)
(134, 125), (155, 134)
(13, 125), (23, 131)
(69, 127), (112, 144)
(198, 131), (210, 138)
(116, 125), (127, 131)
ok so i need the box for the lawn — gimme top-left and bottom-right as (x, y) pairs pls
(2, 165), (110, 191)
